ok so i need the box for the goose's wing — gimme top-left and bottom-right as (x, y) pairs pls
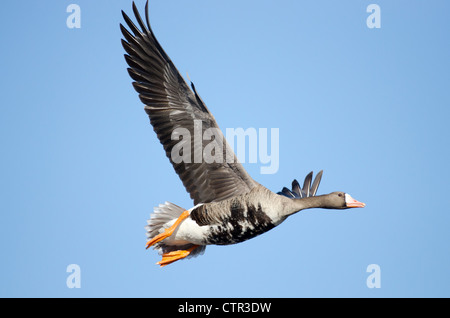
(278, 171), (323, 198)
(121, 1), (257, 205)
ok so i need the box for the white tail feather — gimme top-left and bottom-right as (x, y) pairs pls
(146, 201), (185, 239)
(145, 202), (206, 259)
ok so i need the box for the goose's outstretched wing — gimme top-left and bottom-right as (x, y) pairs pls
(121, 1), (257, 205)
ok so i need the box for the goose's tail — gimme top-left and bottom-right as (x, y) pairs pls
(278, 170), (323, 198)
(145, 202), (206, 258)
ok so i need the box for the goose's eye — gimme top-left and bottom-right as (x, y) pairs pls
(338, 193), (343, 197)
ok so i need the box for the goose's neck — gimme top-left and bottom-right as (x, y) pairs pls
(284, 195), (330, 216)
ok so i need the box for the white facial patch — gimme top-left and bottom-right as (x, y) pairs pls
(345, 193), (354, 204)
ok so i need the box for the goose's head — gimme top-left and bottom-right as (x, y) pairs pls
(278, 171), (365, 214)
(325, 192), (366, 209)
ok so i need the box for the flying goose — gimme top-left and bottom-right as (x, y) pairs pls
(120, 1), (365, 267)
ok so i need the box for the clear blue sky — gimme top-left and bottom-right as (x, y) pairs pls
(1, 0), (449, 297)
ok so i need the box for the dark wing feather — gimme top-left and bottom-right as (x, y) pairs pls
(121, 1), (257, 204)
(281, 187), (295, 198)
(310, 170), (323, 196)
(291, 179), (303, 198)
(278, 171), (324, 199)
(302, 171), (313, 197)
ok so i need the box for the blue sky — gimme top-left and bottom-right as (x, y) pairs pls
(1, 0), (450, 297)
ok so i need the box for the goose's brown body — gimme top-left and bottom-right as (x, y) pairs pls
(191, 186), (284, 245)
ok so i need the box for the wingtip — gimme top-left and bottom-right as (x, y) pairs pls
(291, 179), (302, 198)
(310, 170), (324, 197)
(315, 170), (324, 181)
(119, 23), (128, 35)
(145, 0), (152, 30)
(303, 172), (312, 183)
(120, 10), (127, 20)
(302, 172), (313, 196)
(190, 80), (197, 93)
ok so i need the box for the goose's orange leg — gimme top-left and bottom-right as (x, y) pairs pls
(146, 210), (189, 249)
(157, 245), (199, 267)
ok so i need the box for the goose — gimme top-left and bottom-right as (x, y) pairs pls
(120, 1), (365, 267)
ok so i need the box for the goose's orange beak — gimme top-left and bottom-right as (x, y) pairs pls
(345, 194), (366, 208)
